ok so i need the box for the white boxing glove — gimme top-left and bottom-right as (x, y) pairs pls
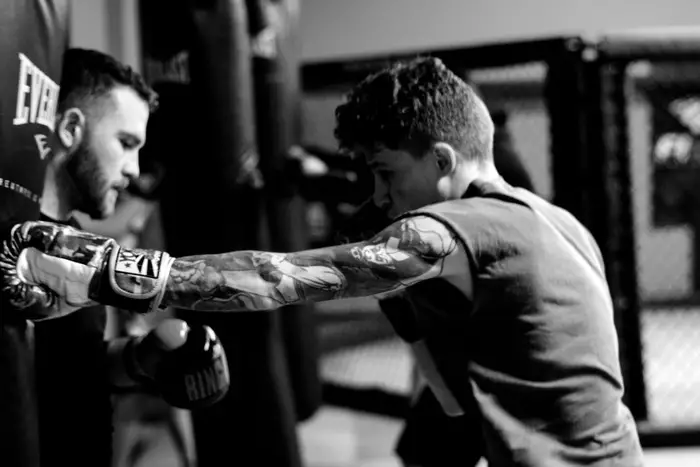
(0, 221), (172, 320)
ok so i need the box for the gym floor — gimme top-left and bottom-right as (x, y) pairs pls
(297, 407), (700, 467)
(132, 404), (700, 467)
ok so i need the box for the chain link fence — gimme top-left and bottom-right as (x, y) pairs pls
(626, 60), (700, 428)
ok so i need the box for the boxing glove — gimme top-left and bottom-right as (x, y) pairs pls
(0, 220), (172, 319)
(110, 318), (230, 409)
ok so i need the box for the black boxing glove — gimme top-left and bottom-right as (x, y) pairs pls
(109, 319), (230, 409)
(0, 220), (172, 319)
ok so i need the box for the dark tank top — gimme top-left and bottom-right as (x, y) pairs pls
(396, 179), (643, 467)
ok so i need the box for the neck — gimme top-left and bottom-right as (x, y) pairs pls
(41, 156), (74, 221)
(452, 161), (501, 198)
(474, 162), (501, 184)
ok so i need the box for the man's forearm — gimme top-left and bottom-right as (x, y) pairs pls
(159, 216), (459, 312)
(162, 251), (349, 312)
(163, 253), (281, 312)
(161, 244), (435, 312)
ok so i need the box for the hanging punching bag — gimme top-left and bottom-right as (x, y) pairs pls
(140, 1), (303, 466)
(0, 2), (69, 467)
(247, 0), (321, 423)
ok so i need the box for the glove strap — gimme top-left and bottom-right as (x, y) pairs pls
(105, 246), (174, 313)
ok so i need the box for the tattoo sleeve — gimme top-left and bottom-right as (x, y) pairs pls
(162, 215), (459, 312)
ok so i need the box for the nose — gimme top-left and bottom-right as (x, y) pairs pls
(123, 153), (141, 181)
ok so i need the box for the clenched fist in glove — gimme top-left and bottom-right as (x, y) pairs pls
(0, 221), (173, 320)
(110, 318), (230, 409)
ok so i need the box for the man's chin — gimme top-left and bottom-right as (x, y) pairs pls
(80, 200), (114, 220)
(98, 203), (116, 220)
(97, 190), (121, 218)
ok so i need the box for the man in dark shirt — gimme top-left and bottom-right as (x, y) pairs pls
(335, 98), (538, 467)
(33, 47), (157, 467)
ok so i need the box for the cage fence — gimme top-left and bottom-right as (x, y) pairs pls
(300, 33), (700, 445)
(624, 58), (700, 429)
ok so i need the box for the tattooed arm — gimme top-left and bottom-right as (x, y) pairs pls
(161, 215), (465, 312)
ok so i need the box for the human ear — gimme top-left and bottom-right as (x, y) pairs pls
(433, 142), (458, 174)
(55, 108), (86, 151)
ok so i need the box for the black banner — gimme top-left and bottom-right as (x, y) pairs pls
(0, 3), (70, 467)
(0, 0), (68, 236)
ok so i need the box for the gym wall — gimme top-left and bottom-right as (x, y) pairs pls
(68, 0), (142, 71)
(69, 0), (700, 65)
(300, 0), (700, 60)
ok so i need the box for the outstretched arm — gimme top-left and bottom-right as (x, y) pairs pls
(162, 215), (463, 312)
(1, 216), (464, 318)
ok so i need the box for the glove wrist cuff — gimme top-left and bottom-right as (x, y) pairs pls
(152, 256), (174, 312)
(92, 246), (174, 314)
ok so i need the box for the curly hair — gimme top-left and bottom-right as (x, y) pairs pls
(334, 57), (493, 161)
(58, 48), (158, 114)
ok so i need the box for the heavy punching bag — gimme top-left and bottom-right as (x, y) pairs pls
(0, 2), (69, 467)
(247, 0), (321, 422)
(140, 1), (303, 466)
